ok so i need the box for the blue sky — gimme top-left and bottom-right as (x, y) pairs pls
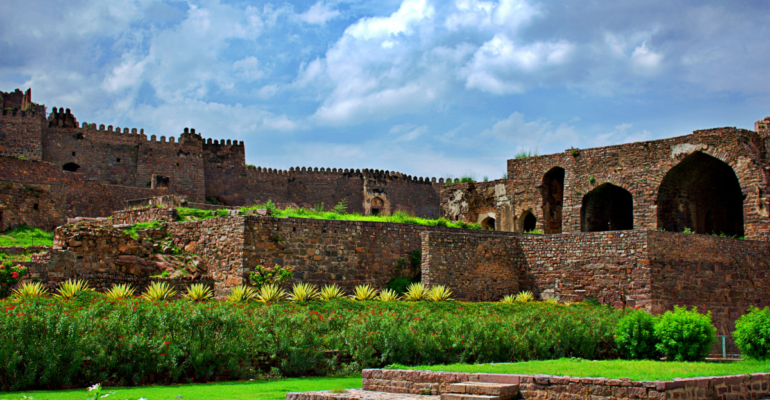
(1, 0), (768, 180)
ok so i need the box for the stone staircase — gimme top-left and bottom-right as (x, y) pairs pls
(440, 382), (519, 400)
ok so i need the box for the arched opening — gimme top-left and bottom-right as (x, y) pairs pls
(541, 167), (565, 234)
(481, 216), (496, 231)
(656, 152), (744, 236)
(370, 197), (384, 216)
(581, 183), (633, 232)
(62, 162), (80, 172)
(522, 212), (537, 232)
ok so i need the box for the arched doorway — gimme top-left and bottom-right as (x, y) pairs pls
(480, 216), (496, 231)
(62, 162), (80, 172)
(522, 212), (537, 232)
(657, 152), (744, 236)
(541, 167), (565, 234)
(370, 197), (384, 216)
(581, 183), (633, 232)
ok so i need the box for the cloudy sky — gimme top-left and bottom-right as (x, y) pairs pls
(1, 0), (768, 180)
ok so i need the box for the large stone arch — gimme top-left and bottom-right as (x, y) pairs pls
(657, 151), (744, 236)
(581, 183), (633, 232)
(541, 167), (565, 234)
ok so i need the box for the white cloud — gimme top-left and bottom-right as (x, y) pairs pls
(631, 41), (663, 74)
(297, 1), (340, 25)
(390, 124), (429, 141)
(233, 57), (264, 82)
(345, 0), (435, 40)
(481, 111), (579, 154)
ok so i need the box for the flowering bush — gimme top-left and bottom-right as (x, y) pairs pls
(0, 264), (27, 298)
(0, 298), (619, 391)
(250, 264), (293, 287)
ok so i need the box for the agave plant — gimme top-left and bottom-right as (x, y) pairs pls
(13, 281), (49, 298)
(426, 285), (453, 302)
(185, 283), (213, 301)
(54, 279), (90, 300)
(544, 297), (558, 304)
(401, 282), (426, 301)
(104, 283), (136, 300)
(377, 288), (399, 302)
(500, 294), (516, 304)
(256, 283), (287, 303)
(319, 284), (345, 301)
(514, 290), (534, 302)
(227, 285), (257, 302)
(288, 282), (319, 302)
(350, 284), (378, 301)
(141, 281), (177, 301)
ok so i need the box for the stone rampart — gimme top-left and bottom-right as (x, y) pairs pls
(112, 207), (178, 224)
(361, 369), (770, 400)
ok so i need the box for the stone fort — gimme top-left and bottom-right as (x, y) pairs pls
(2, 87), (770, 352)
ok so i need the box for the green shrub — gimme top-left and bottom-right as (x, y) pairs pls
(654, 306), (715, 361)
(615, 310), (658, 359)
(386, 276), (414, 295)
(734, 306), (770, 360)
(0, 264), (27, 298)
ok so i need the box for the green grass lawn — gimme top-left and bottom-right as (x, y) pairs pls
(387, 359), (770, 381)
(3, 376), (362, 400)
(0, 225), (53, 247)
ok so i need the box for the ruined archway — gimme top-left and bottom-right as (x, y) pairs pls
(370, 197), (384, 216)
(657, 151), (744, 236)
(480, 216), (496, 231)
(522, 212), (537, 232)
(581, 183), (633, 232)
(62, 162), (80, 172)
(541, 167), (565, 234)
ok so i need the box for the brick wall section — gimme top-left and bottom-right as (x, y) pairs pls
(0, 180), (66, 231)
(647, 231), (770, 351)
(506, 128), (770, 238)
(421, 230), (521, 301)
(242, 217), (473, 292)
(112, 207), (178, 224)
(361, 369), (770, 400)
(136, 134), (206, 202)
(0, 110), (44, 160)
(518, 231), (652, 307)
(440, 180), (507, 227)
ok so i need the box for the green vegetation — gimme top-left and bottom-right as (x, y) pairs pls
(0, 225), (53, 247)
(0, 298), (618, 391)
(5, 376), (362, 400)
(734, 306), (770, 360)
(514, 149), (538, 159)
(120, 221), (162, 239)
(614, 309), (657, 360)
(177, 206), (230, 221)
(386, 359), (770, 381)
(240, 203), (482, 230)
(654, 306), (715, 361)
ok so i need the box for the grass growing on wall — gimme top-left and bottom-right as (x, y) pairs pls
(120, 221), (163, 239)
(0, 225), (53, 247)
(241, 204), (482, 230)
(177, 206), (230, 221)
(387, 359), (770, 381)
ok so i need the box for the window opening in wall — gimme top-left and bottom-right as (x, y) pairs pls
(371, 197), (384, 216)
(72, 151), (76, 156)
(541, 167), (565, 234)
(656, 151), (743, 236)
(580, 183), (633, 232)
(522, 212), (537, 232)
(62, 162), (80, 172)
(116, 158), (121, 163)
(176, 162), (179, 166)
(33, 204), (39, 210)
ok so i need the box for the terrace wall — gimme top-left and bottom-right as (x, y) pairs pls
(361, 369), (770, 400)
(0, 180), (66, 231)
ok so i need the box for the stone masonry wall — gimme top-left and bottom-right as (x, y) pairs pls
(421, 230), (521, 301)
(0, 180), (66, 231)
(242, 217), (474, 292)
(361, 369), (770, 400)
(506, 128), (770, 238)
(0, 110), (43, 160)
(112, 207), (179, 224)
(647, 231), (770, 352)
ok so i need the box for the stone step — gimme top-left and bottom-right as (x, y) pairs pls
(439, 394), (500, 400)
(445, 382), (519, 399)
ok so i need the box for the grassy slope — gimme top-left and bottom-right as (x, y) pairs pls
(0, 225), (53, 247)
(4, 376), (362, 400)
(389, 359), (770, 381)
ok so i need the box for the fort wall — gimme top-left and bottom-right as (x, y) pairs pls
(0, 180), (66, 231)
(0, 109), (44, 160)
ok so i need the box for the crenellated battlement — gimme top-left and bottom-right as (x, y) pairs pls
(0, 108), (42, 118)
